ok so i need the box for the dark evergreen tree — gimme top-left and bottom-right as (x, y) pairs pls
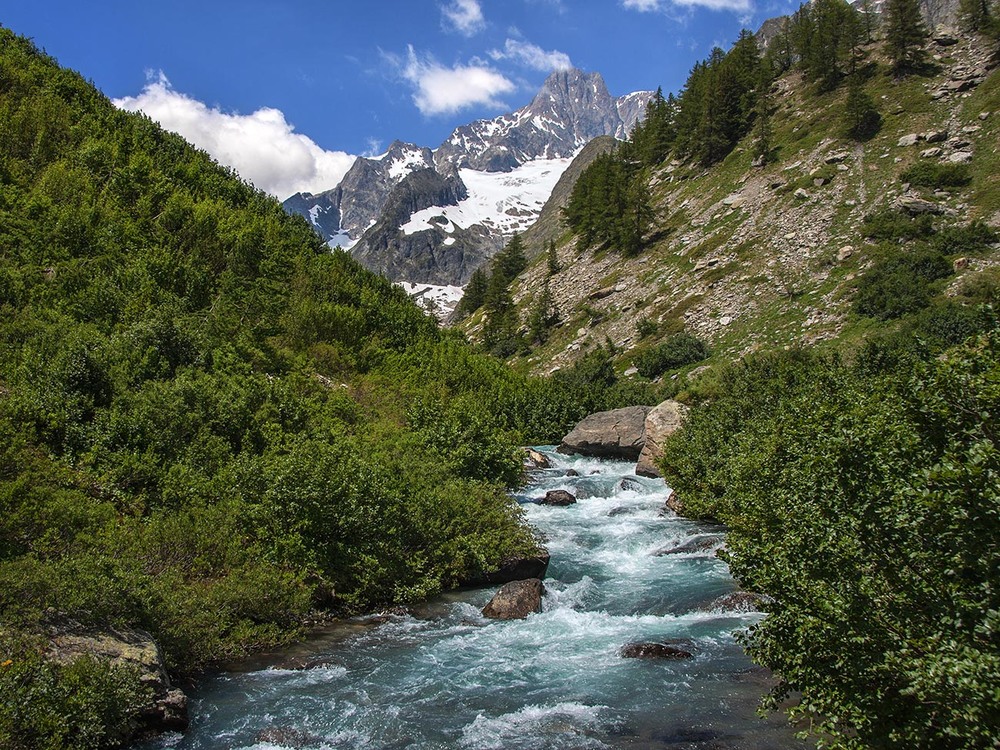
(858, 0), (880, 43)
(455, 267), (488, 317)
(884, 0), (928, 74)
(843, 76), (882, 140)
(546, 240), (560, 276)
(492, 233), (527, 286)
(527, 280), (559, 344)
(959, 0), (999, 35)
(751, 74), (775, 165)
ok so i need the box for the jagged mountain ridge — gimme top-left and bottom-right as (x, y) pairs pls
(283, 69), (652, 287)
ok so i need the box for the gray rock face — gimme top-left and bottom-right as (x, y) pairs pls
(44, 619), (188, 738)
(470, 552), (551, 585)
(481, 579), (545, 620)
(635, 400), (689, 478)
(558, 406), (652, 460)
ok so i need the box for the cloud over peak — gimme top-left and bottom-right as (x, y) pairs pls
(113, 72), (355, 199)
(622, 0), (753, 12)
(489, 39), (573, 72)
(396, 47), (516, 116)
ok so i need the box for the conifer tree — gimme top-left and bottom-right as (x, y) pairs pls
(884, 0), (928, 75)
(492, 233), (527, 285)
(959, 0), (999, 35)
(527, 280), (558, 344)
(843, 75), (882, 140)
(751, 74), (775, 165)
(546, 240), (560, 276)
(455, 267), (488, 317)
(858, 0), (880, 43)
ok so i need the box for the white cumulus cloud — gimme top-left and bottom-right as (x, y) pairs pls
(113, 72), (356, 199)
(622, 0), (753, 12)
(441, 0), (486, 35)
(489, 39), (573, 72)
(397, 47), (516, 116)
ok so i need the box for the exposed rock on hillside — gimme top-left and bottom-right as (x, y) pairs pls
(636, 400), (689, 478)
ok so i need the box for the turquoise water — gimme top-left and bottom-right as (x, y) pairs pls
(146, 448), (804, 749)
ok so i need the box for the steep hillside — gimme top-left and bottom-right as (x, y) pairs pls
(482, 32), (999, 380)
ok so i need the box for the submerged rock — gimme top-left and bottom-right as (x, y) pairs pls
(618, 477), (643, 492)
(565, 469), (580, 477)
(255, 726), (323, 747)
(654, 534), (724, 556)
(620, 641), (694, 659)
(558, 406), (651, 460)
(701, 591), (766, 613)
(482, 579), (545, 620)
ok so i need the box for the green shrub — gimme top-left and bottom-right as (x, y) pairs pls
(862, 209), (936, 241)
(854, 247), (952, 320)
(634, 333), (710, 379)
(929, 220), (998, 255)
(900, 161), (972, 189)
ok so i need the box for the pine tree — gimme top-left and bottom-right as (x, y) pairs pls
(455, 267), (489, 317)
(751, 73), (775, 165)
(492, 233), (527, 285)
(884, 0), (928, 75)
(843, 76), (882, 140)
(527, 281), (558, 344)
(546, 240), (560, 276)
(858, 0), (880, 43)
(959, 0), (999, 35)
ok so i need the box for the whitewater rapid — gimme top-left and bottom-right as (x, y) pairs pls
(145, 448), (803, 749)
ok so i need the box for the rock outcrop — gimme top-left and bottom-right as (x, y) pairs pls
(635, 400), (689, 478)
(44, 619), (188, 738)
(481, 579), (545, 620)
(558, 405), (651, 460)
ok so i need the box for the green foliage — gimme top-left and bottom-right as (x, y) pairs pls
(862, 209), (936, 241)
(929, 221), (998, 255)
(884, 0), (929, 75)
(791, 0), (867, 90)
(659, 334), (1000, 747)
(0, 27), (582, 734)
(843, 77), (882, 141)
(854, 246), (953, 320)
(0, 633), (149, 750)
(901, 161), (972, 189)
(634, 333), (711, 379)
(959, 0), (1000, 36)
(455, 267), (488, 318)
(546, 240), (560, 276)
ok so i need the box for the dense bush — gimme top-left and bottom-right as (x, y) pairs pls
(659, 334), (1000, 747)
(900, 161), (972, 188)
(634, 333), (710, 379)
(0, 28), (582, 746)
(853, 246), (952, 320)
(862, 209), (936, 241)
(929, 220), (998, 255)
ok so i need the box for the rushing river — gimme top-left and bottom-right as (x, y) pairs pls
(147, 448), (804, 750)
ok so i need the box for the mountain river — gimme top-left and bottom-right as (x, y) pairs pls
(145, 447), (805, 750)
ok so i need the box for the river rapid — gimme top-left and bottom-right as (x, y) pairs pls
(146, 448), (804, 750)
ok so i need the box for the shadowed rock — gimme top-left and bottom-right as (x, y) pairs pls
(558, 406), (651, 460)
(700, 591), (766, 613)
(462, 551), (550, 586)
(636, 400), (689, 478)
(482, 579), (545, 620)
(654, 534), (725, 556)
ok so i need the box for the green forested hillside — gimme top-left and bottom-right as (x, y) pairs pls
(0, 28), (635, 747)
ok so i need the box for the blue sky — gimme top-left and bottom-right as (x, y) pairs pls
(3, 0), (797, 198)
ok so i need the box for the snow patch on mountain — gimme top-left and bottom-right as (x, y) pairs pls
(400, 155), (575, 237)
(397, 282), (465, 319)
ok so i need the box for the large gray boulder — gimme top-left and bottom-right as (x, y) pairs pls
(45, 618), (188, 738)
(558, 406), (652, 460)
(482, 579), (545, 620)
(463, 551), (550, 587)
(635, 400), (689, 478)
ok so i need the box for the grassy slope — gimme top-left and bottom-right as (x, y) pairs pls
(495, 34), (1000, 385)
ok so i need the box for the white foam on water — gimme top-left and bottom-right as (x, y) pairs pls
(460, 702), (611, 750)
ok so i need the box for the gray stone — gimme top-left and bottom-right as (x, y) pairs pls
(924, 129), (948, 143)
(897, 133), (920, 147)
(482, 579), (544, 620)
(896, 196), (954, 216)
(654, 534), (725, 556)
(794, 187), (810, 200)
(920, 147), (943, 158)
(635, 400), (688, 478)
(524, 448), (551, 469)
(948, 151), (973, 163)
(558, 406), (652, 460)
(837, 245), (854, 262)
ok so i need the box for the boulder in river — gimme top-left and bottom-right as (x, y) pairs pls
(700, 591), (766, 614)
(618, 477), (643, 492)
(540, 489), (577, 506)
(255, 726), (323, 747)
(44, 617), (188, 738)
(565, 469), (580, 477)
(482, 579), (545, 620)
(558, 406), (651, 460)
(620, 641), (694, 659)
(635, 400), (689, 478)
(523, 448), (551, 469)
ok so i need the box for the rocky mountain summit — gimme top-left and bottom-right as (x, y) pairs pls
(283, 69), (652, 288)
